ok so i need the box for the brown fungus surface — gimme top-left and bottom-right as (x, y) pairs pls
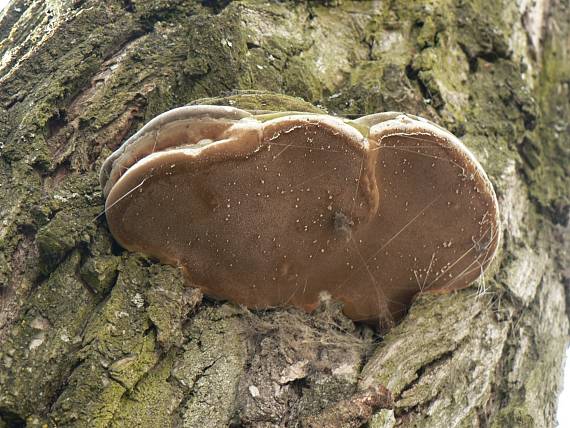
(100, 106), (500, 323)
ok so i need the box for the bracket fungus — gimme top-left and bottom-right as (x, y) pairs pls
(100, 105), (500, 323)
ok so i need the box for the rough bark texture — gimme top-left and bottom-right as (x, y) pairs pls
(0, 0), (568, 427)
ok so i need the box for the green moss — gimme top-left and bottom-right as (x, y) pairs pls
(79, 255), (120, 295)
(455, 0), (512, 61)
(416, 16), (437, 48)
(491, 403), (534, 428)
(146, 265), (201, 350)
(191, 90), (324, 113)
(110, 351), (182, 427)
(360, 289), (494, 396)
(1, 4), (144, 169)
(369, 409), (396, 428)
(108, 333), (159, 390)
(0, 252), (98, 419)
(529, 15), (570, 216)
(36, 208), (98, 275)
(456, 59), (534, 184)
(173, 305), (248, 427)
(243, 47), (285, 94)
(0, 252), (11, 290)
(50, 362), (126, 427)
(328, 61), (423, 116)
(49, 255), (159, 425)
(173, 6), (253, 102)
(283, 56), (323, 102)
(33, 169), (105, 274)
(0, 158), (42, 266)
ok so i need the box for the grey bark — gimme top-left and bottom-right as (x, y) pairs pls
(0, 0), (568, 427)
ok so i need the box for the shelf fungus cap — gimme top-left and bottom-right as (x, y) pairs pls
(100, 105), (254, 198)
(101, 106), (500, 323)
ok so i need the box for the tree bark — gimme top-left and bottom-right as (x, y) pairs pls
(0, 0), (568, 427)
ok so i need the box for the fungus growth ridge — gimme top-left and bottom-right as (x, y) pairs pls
(100, 105), (500, 323)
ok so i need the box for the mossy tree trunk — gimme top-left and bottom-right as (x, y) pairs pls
(0, 0), (568, 427)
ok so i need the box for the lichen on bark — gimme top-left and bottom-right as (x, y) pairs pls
(0, 0), (568, 427)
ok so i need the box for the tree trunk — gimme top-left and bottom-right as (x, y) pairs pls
(0, 0), (568, 427)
